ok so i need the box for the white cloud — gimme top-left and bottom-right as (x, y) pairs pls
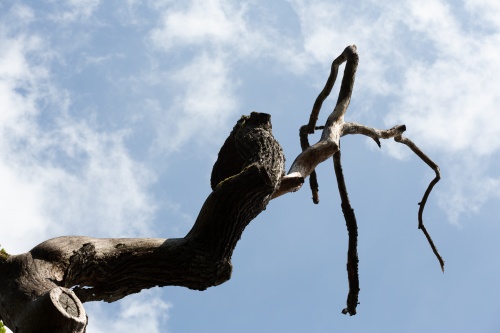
(32, 119), (158, 238)
(288, 0), (407, 94)
(149, 0), (265, 56)
(385, 0), (500, 155)
(437, 157), (500, 225)
(144, 0), (322, 155)
(463, 0), (500, 29)
(381, 1), (500, 222)
(85, 290), (172, 333)
(149, 52), (239, 153)
(0, 23), (157, 253)
(9, 3), (35, 24)
(0, 161), (50, 252)
(146, 0), (256, 154)
(150, 0), (240, 48)
(0, 29), (51, 252)
(48, 0), (101, 23)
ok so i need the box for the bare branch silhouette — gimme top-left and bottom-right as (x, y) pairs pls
(0, 45), (443, 331)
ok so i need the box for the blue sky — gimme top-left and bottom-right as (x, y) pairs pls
(1, 0), (500, 332)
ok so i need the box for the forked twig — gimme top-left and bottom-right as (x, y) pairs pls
(306, 51), (350, 133)
(299, 49), (351, 204)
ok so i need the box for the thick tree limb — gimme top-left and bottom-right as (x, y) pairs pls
(0, 112), (284, 332)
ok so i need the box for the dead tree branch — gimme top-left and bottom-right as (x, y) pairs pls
(0, 46), (443, 332)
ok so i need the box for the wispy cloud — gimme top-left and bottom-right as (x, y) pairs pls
(7, 3), (35, 25)
(438, 157), (500, 224)
(145, 0), (255, 154)
(149, 0), (272, 57)
(0, 15), (157, 253)
(384, 1), (500, 223)
(464, 0), (500, 29)
(48, 0), (101, 23)
(388, 0), (500, 155)
(143, 0), (324, 155)
(150, 0), (246, 50)
(85, 290), (172, 333)
(148, 52), (239, 154)
(288, 0), (407, 94)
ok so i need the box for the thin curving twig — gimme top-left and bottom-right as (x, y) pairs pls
(395, 135), (444, 271)
(340, 122), (444, 271)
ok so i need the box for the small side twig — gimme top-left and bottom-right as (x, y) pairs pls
(300, 125), (320, 203)
(333, 151), (360, 316)
(395, 135), (444, 271)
